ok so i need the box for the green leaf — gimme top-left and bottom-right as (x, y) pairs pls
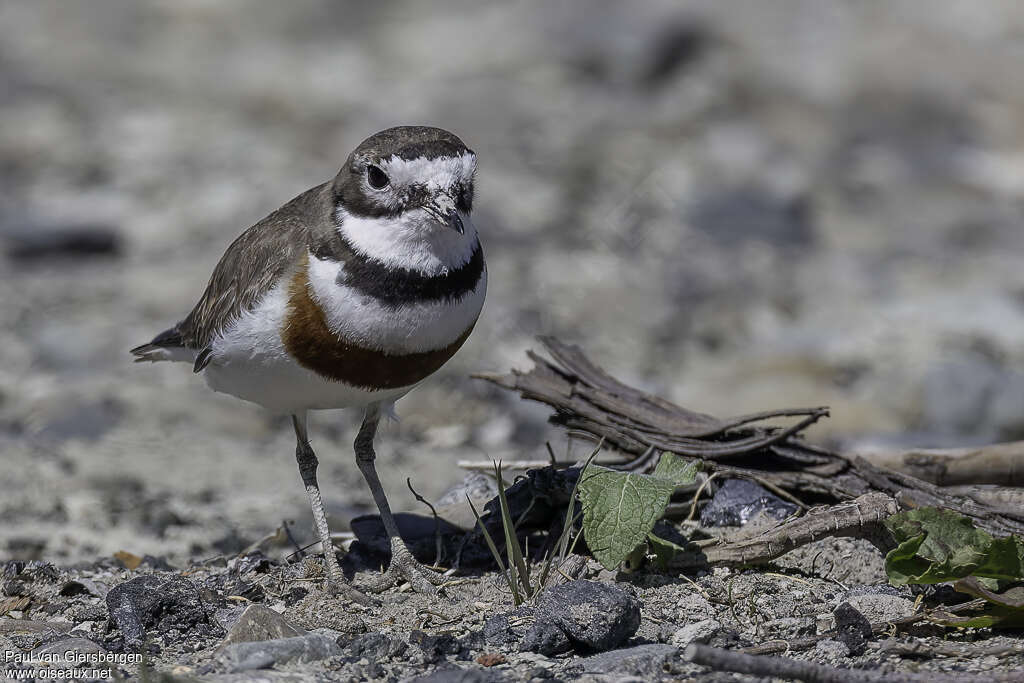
(652, 453), (701, 485)
(647, 532), (687, 571)
(884, 508), (1003, 585)
(578, 453), (699, 570)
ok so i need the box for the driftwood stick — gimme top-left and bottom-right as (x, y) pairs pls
(480, 337), (1024, 537)
(685, 643), (1022, 683)
(668, 492), (898, 569)
(858, 440), (1024, 487)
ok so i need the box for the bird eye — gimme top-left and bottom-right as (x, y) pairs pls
(366, 165), (389, 189)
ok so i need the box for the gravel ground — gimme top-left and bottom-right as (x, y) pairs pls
(3, 1), (1024, 680)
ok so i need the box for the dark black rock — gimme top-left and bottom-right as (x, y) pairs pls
(59, 579), (104, 598)
(218, 576), (265, 603)
(283, 586), (309, 607)
(411, 629), (462, 661)
(519, 620), (572, 656)
(833, 602), (872, 656)
(581, 643), (679, 676)
(526, 580), (641, 653)
(105, 574), (214, 647)
(700, 479), (798, 527)
(483, 607), (534, 647)
(344, 632), (408, 660)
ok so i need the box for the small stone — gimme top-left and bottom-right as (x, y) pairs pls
(670, 618), (720, 647)
(105, 574), (212, 647)
(217, 604), (305, 650)
(843, 590), (914, 625)
(483, 607), (533, 647)
(833, 602), (872, 656)
(410, 666), (508, 683)
(529, 580), (641, 652)
(581, 643), (679, 675)
(700, 479), (798, 527)
(32, 637), (107, 659)
(475, 652), (507, 667)
(219, 633), (342, 672)
(411, 629), (461, 661)
(59, 579), (106, 598)
(343, 632), (408, 660)
(815, 638), (851, 660)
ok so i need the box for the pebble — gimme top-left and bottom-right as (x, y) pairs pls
(833, 602), (873, 656)
(670, 618), (720, 648)
(815, 638), (851, 660)
(219, 633), (342, 672)
(580, 643), (679, 676)
(217, 604), (305, 650)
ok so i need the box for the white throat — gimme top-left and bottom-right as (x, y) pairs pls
(335, 206), (478, 276)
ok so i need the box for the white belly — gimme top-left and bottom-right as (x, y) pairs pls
(203, 256), (486, 414)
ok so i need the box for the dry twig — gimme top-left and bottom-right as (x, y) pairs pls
(478, 337), (1024, 536)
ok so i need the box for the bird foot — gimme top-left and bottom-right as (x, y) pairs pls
(324, 576), (379, 607)
(361, 538), (448, 594)
(316, 549), (379, 607)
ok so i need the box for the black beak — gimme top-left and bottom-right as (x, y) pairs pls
(427, 196), (465, 234)
(447, 209), (465, 235)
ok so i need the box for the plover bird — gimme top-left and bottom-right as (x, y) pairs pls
(132, 126), (485, 601)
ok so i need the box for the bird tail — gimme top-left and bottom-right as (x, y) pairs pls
(130, 326), (191, 363)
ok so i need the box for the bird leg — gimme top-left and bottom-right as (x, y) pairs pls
(291, 413), (374, 606)
(353, 404), (447, 594)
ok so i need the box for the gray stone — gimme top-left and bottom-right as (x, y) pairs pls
(217, 604), (305, 651)
(411, 667), (509, 682)
(581, 643), (679, 675)
(192, 675), (310, 683)
(670, 618), (720, 647)
(700, 479), (798, 527)
(219, 633), (342, 672)
(343, 632), (408, 660)
(32, 637), (107, 659)
(843, 592), (915, 625)
(528, 580), (641, 653)
(815, 638), (851, 660)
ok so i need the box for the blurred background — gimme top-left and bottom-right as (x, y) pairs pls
(3, 0), (1024, 563)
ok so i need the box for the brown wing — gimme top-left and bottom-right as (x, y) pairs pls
(134, 183), (331, 361)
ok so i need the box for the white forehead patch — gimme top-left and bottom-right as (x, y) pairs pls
(379, 152), (476, 190)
